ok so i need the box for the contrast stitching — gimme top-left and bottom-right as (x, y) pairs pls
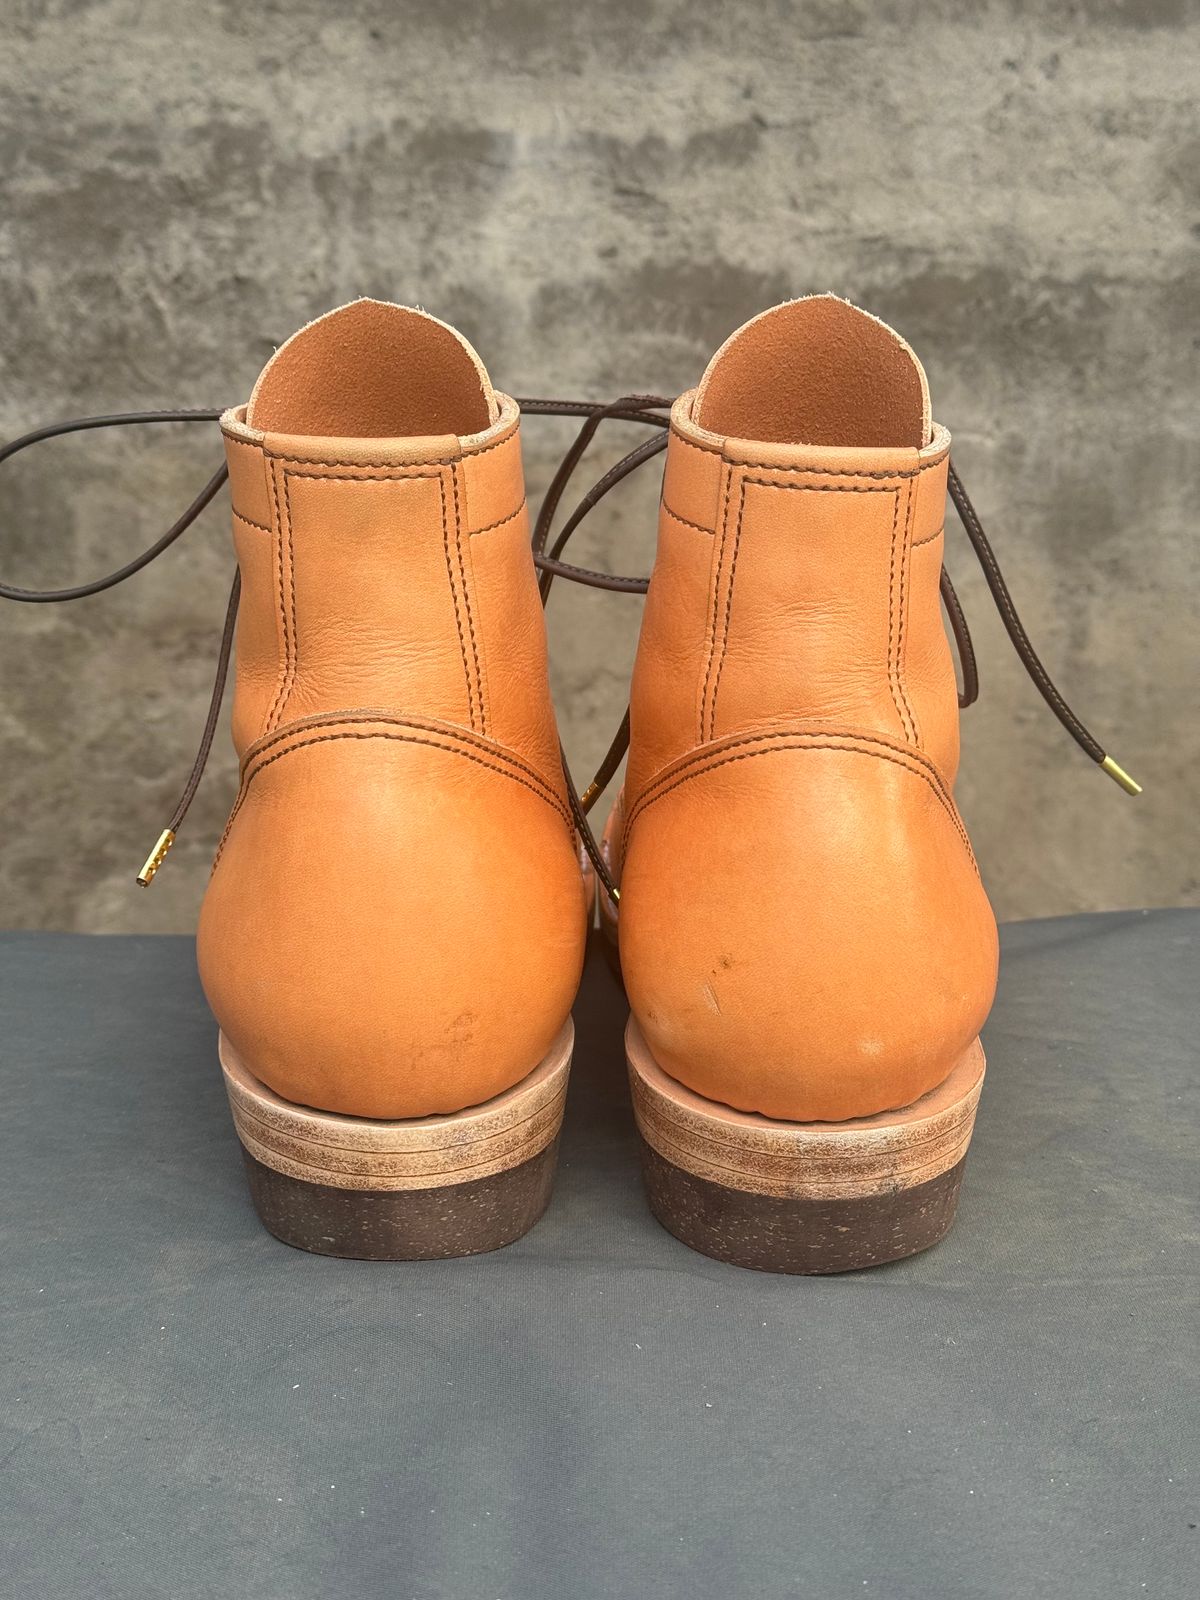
(262, 430), (516, 469)
(625, 734), (975, 869)
(245, 733), (569, 824)
(740, 477), (913, 494)
(633, 725), (955, 817)
(911, 523), (944, 549)
(262, 465), (467, 731)
(268, 467), (442, 484)
(450, 461), (486, 735)
(897, 479), (919, 745)
(669, 425), (948, 480)
(213, 727), (573, 871)
(707, 475), (746, 739)
(262, 460), (292, 735)
(469, 500), (527, 537)
(222, 435), (265, 469)
(456, 428), (517, 461)
(700, 463), (734, 741)
(886, 484), (911, 741)
(734, 456), (946, 480)
(706, 475), (909, 743)
(740, 478), (897, 496)
(278, 472), (299, 729)
(232, 509), (270, 534)
(437, 472), (477, 730)
(660, 501), (713, 535)
(217, 723), (571, 862)
(240, 710), (561, 801)
(669, 429), (725, 462)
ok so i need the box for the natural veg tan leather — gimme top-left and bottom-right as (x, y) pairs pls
(197, 301), (586, 1120)
(611, 295), (998, 1123)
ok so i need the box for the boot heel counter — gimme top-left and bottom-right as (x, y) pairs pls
(198, 724), (586, 1121)
(619, 738), (997, 1122)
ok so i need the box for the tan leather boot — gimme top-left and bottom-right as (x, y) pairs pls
(191, 300), (586, 1258)
(605, 296), (1000, 1272)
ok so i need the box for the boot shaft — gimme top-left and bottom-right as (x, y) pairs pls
(628, 296), (962, 805)
(218, 300), (563, 795)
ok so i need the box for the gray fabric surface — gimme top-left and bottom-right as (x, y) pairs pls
(0, 911), (1196, 1599)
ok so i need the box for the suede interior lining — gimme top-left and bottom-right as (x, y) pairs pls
(246, 299), (497, 438)
(693, 295), (931, 449)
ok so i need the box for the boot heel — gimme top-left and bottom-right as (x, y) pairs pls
(627, 1020), (984, 1274)
(220, 1022), (572, 1260)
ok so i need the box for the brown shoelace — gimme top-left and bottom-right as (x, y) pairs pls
(529, 401), (1141, 901)
(0, 401), (1139, 900)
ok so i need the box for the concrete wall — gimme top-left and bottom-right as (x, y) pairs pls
(1, 0), (1195, 932)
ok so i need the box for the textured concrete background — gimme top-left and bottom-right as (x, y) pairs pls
(0, 0), (1196, 933)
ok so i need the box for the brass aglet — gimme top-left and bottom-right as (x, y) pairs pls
(137, 827), (176, 886)
(579, 781), (602, 815)
(1101, 755), (1142, 796)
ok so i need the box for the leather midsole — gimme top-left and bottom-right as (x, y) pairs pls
(627, 1018), (984, 1201)
(221, 1021), (572, 1192)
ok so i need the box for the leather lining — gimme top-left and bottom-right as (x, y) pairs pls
(246, 300), (497, 438)
(693, 294), (930, 449)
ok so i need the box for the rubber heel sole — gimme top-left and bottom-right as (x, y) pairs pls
(220, 1021), (572, 1260)
(627, 1019), (984, 1274)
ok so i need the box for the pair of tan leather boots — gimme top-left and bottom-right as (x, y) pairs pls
(97, 294), (1125, 1273)
(157, 292), (985, 1273)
